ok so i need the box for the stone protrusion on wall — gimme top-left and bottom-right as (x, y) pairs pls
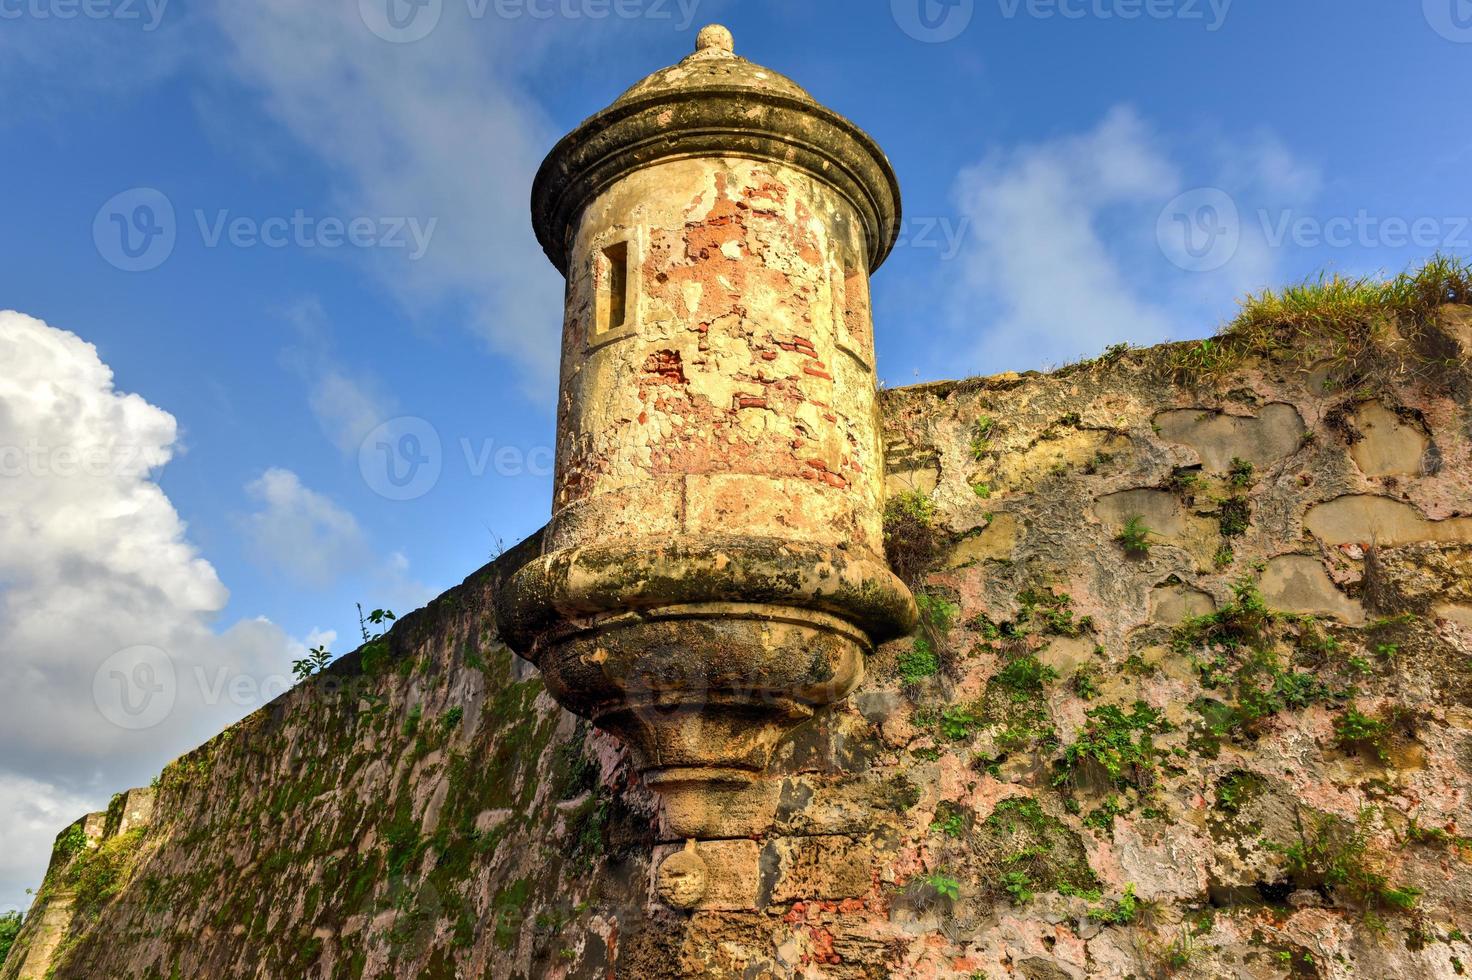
(2, 789), (154, 980)
(498, 23), (917, 873)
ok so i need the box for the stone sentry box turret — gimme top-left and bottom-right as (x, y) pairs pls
(498, 24), (916, 902)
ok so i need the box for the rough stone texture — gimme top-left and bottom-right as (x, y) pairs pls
(8, 28), (1472, 980)
(503, 27), (915, 848)
(8, 327), (1472, 979)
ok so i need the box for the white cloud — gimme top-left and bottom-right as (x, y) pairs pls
(944, 106), (1321, 373)
(309, 371), (392, 456)
(0, 775), (97, 914)
(279, 297), (397, 455)
(206, 1), (567, 391)
(0, 311), (300, 912)
(239, 468), (370, 588)
(949, 106), (1183, 370)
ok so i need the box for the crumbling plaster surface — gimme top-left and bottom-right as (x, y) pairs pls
(10, 320), (1472, 979)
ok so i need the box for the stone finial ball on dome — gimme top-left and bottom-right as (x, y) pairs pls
(694, 23), (734, 55)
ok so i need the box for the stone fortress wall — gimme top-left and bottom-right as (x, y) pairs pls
(7, 23), (1472, 980)
(7, 301), (1472, 978)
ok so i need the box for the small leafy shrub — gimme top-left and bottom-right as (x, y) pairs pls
(1057, 701), (1169, 789)
(884, 491), (943, 586)
(54, 823), (87, 862)
(940, 705), (984, 741)
(970, 416), (996, 459)
(1016, 586), (1093, 637)
(1217, 497), (1251, 537)
(1000, 870), (1033, 905)
(291, 644), (333, 682)
(931, 803), (967, 839)
(0, 911), (21, 965)
(896, 640), (940, 683)
(995, 654), (1058, 695)
(1273, 808), (1421, 915)
(357, 605), (398, 675)
(922, 872), (961, 901)
(1227, 457), (1255, 488)
(1090, 883), (1141, 925)
(1116, 515), (1151, 557)
(1334, 705), (1392, 761)
(1073, 665), (1101, 700)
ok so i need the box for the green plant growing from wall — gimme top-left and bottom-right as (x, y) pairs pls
(1073, 665), (1101, 700)
(999, 870), (1033, 905)
(356, 605), (398, 675)
(884, 490), (944, 587)
(291, 644), (333, 683)
(1089, 883), (1141, 925)
(931, 803), (967, 839)
(922, 872), (961, 901)
(1227, 457), (1255, 488)
(1334, 705), (1392, 761)
(53, 824), (87, 863)
(1166, 254), (1472, 384)
(1057, 701), (1169, 790)
(1116, 515), (1151, 557)
(0, 910), (20, 965)
(970, 416), (996, 459)
(1217, 497), (1251, 538)
(897, 637), (940, 684)
(1272, 808), (1421, 916)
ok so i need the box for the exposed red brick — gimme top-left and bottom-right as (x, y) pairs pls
(641, 349), (687, 385)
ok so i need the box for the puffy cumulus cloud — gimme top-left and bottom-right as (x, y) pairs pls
(950, 106), (1180, 370)
(238, 468), (370, 587)
(945, 106), (1320, 373)
(0, 311), (303, 912)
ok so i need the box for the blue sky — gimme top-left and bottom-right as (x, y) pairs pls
(0, 0), (1467, 912)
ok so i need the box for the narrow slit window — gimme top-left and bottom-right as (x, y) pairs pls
(598, 241), (629, 336)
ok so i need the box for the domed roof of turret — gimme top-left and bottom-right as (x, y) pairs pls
(531, 25), (901, 277)
(608, 24), (819, 111)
